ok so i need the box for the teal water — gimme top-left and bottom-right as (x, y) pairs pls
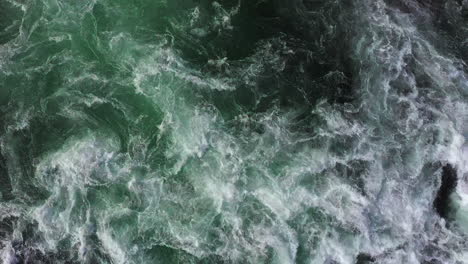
(0, 0), (468, 263)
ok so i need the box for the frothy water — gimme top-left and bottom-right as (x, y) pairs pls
(0, 0), (467, 263)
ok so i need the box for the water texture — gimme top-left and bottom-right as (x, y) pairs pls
(0, 0), (467, 263)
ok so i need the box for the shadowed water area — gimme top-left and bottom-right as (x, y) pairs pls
(0, 0), (468, 263)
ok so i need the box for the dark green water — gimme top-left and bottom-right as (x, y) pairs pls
(0, 0), (468, 263)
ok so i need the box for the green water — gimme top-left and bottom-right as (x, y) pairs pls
(0, 0), (468, 263)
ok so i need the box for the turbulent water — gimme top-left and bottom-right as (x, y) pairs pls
(0, 0), (467, 263)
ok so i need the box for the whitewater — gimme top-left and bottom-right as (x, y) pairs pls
(0, 0), (467, 263)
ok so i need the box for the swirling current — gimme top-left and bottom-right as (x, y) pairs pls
(0, 0), (467, 263)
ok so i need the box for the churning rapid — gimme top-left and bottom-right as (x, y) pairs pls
(0, 0), (467, 263)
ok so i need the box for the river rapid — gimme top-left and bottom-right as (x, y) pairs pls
(0, 0), (467, 263)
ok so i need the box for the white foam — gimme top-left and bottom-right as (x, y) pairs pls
(32, 133), (120, 251)
(0, 244), (18, 264)
(97, 229), (128, 264)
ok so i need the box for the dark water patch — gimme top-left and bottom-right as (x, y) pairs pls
(433, 164), (457, 219)
(169, 0), (287, 64)
(0, 152), (14, 202)
(263, 0), (357, 107)
(356, 253), (376, 264)
(165, 0), (357, 117)
(0, 0), (22, 45)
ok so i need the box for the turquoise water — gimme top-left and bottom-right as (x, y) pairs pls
(0, 0), (468, 263)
